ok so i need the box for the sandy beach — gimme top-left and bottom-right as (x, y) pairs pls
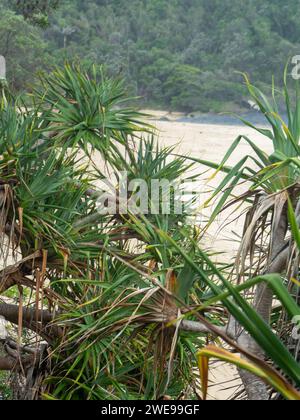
(149, 116), (273, 259)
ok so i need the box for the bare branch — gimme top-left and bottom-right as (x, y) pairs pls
(0, 251), (42, 293)
(0, 304), (62, 343)
(0, 304), (53, 325)
(180, 320), (227, 335)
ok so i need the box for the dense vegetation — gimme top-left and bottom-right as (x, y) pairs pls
(0, 62), (299, 401)
(0, 0), (300, 401)
(1, 0), (300, 112)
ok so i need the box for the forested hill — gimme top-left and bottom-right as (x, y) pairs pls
(1, 0), (300, 112)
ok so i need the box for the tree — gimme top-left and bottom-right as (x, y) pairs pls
(2, 0), (300, 111)
(196, 69), (300, 400)
(11, 0), (60, 25)
(163, 65), (203, 112)
(0, 10), (50, 91)
(0, 63), (299, 401)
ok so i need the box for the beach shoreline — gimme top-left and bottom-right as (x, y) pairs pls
(141, 108), (274, 127)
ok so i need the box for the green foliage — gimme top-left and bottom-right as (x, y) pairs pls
(0, 372), (11, 400)
(189, 73), (300, 227)
(0, 9), (51, 91)
(163, 65), (202, 112)
(0, 63), (211, 400)
(188, 73), (300, 398)
(0, 63), (299, 400)
(10, 0), (60, 26)
(1, 0), (300, 111)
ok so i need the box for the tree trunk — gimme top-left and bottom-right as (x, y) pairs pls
(239, 214), (288, 400)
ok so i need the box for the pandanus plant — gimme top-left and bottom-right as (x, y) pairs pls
(0, 64), (209, 399)
(190, 66), (300, 399)
(0, 63), (299, 401)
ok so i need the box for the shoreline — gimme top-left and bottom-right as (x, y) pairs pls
(141, 109), (273, 127)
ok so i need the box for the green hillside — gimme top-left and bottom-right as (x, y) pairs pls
(1, 0), (300, 112)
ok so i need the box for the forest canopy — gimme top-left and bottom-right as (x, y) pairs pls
(1, 0), (300, 112)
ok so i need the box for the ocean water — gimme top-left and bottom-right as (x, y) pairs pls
(178, 111), (288, 127)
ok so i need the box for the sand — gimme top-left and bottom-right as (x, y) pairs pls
(149, 118), (273, 259)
